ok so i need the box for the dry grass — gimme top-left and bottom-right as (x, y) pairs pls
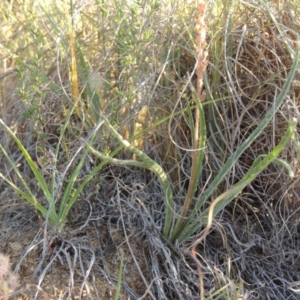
(0, 253), (18, 300)
(1, 0), (300, 299)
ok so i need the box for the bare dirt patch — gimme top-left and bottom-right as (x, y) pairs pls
(0, 186), (152, 300)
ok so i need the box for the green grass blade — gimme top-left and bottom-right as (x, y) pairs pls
(170, 89), (207, 241)
(0, 118), (52, 203)
(57, 147), (90, 226)
(0, 171), (49, 218)
(188, 47), (299, 223)
(76, 41), (101, 124)
(177, 120), (297, 243)
(0, 141), (35, 199)
(82, 113), (174, 237)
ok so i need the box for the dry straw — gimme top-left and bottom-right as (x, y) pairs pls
(190, 1), (208, 299)
(1, 0), (300, 299)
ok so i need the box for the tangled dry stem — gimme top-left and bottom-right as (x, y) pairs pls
(0, 0), (300, 299)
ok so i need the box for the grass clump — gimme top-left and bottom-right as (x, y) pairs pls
(0, 0), (300, 299)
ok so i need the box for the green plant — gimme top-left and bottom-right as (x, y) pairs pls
(83, 0), (299, 246)
(0, 116), (91, 230)
(0, 1), (105, 232)
(1, 1), (299, 298)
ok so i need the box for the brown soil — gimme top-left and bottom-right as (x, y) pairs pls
(0, 191), (150, 300)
